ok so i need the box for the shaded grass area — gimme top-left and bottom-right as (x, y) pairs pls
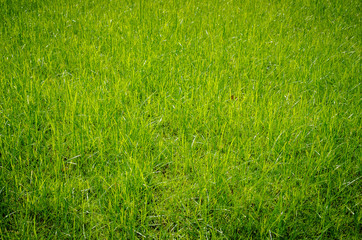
(0, 0), (361, 239)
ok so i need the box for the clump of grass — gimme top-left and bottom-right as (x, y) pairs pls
(0, 0), (361, 239)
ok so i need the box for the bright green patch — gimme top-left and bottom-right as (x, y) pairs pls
(0, 0), (361, 239)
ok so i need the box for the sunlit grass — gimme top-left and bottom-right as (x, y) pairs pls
(0, 0), (361, 239)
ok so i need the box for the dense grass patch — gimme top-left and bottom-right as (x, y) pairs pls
(0, 0), (361, 239)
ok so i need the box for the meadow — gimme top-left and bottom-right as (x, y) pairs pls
(0, 0), (361, 239)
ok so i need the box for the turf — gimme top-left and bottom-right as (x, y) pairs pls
(0, 0), (361, 239)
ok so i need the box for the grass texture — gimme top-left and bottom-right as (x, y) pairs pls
(0, 0), (361, 239)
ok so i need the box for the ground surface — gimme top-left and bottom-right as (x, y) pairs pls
(0, 0), (361, 239)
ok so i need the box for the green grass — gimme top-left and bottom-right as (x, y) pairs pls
(0, 0), (361, 239)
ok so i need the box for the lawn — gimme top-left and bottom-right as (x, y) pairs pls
(0, 0), (361, 239)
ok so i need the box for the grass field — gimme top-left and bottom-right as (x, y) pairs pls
(0, 0), (361, 239)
